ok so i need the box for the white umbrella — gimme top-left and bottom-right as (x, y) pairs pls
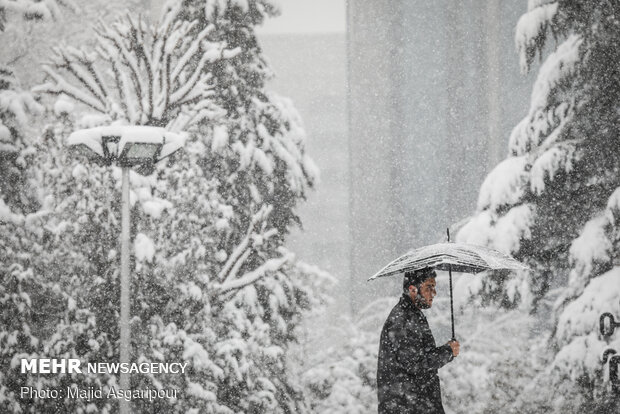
(368, 230), (528, 340)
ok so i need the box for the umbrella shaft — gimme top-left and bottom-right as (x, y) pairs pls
(449, 266), (455, 341)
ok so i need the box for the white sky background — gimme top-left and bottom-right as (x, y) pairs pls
(257, 0), (346, 34)
(151, 0), (345, 34)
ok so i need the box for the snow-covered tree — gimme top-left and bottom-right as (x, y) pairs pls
(0, 4), (116, 411)
(0, 67), (41, 217)
(0, 118), (119, 413)
(441, 309), (541, 414)
(457, 1), (620, 412)
(302, 298), (387, 414)
(1, 1), (328, 413)
(1, 26), (55, 414)
(0, 0), (85, 220)
(35, 2), (224, 131)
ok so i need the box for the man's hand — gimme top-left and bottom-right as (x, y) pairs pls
(448, 340), (460, 357)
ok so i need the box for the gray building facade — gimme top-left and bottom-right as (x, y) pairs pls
(347, 0), (535, 309)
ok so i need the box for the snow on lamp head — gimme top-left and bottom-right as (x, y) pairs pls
(67, 125), (184, 174)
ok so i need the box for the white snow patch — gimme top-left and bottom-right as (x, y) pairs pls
(508, 116), (532, 156)
(222, 47), (241, 59)
(253, 147), (273, 174)
(477, 156), (528, 210)
(186, 381), (216, 401)
(214, 250), (227, 262)
(134, 233), (155, 263)
(568, 215), (611, 287)
(456, 211), (493, 247)
(71, 164), (89, 180)
(76, 113), (111, 129)
(187, 283), (202, 300)
(54, 96), (74, 116)
(515, 2), (559, 72)
(142, 199), (173, 219)
(211, 124), (229, 153)
(0, 123), (10, 142)
(604, 187), (620, 225)
(530, 35), (582, 111)
(553, 332), (610, 381)
(491, 204), (535, 254)
(557, 268), (620, 343)
(457, 204), (535, 256)
(530, 143), (576, 195)
(0, 89), (42, 127)
(215, 218), (229, 230)
(0, 199), (23, 225)
(453, 271), (485, 311)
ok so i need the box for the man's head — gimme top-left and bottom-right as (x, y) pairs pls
(403, 268), (437, 309)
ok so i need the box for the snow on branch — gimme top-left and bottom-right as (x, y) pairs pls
(554, 269), (620, 371)
(0, 69), (43, 128)
(215, 252), (293, 294)
(217, 204), (273, 282)
(477, 156), (529, 211)
(567, 215), (612, 292)
(34, 4), (234, 130)
(560, 186), (620, 303)
(530, 142), (576, 195)
(530, 35), (582, 112)
(458, 204), (535, 256)
(515, 2), (559, 73)
(38, 63), (107, 113)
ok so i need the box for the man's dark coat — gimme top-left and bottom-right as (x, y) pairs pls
(377, 294), (453, 414)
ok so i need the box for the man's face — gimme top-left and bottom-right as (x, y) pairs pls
(409, 277), (437, 309)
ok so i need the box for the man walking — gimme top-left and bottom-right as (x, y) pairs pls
(377, 267), (459, 414)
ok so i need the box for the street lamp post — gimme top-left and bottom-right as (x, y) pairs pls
(67, 126), (184, 414)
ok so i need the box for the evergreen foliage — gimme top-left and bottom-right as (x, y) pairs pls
(456, 1), (620, 412)
(302, 299), (384, 413)
(0, 1), (328, 412)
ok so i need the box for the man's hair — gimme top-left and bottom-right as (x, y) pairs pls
(403, 267), (436, 294)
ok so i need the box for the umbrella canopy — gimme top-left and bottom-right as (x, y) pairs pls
(368, 240), (528, 341)
(368, 242), (528, 281)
